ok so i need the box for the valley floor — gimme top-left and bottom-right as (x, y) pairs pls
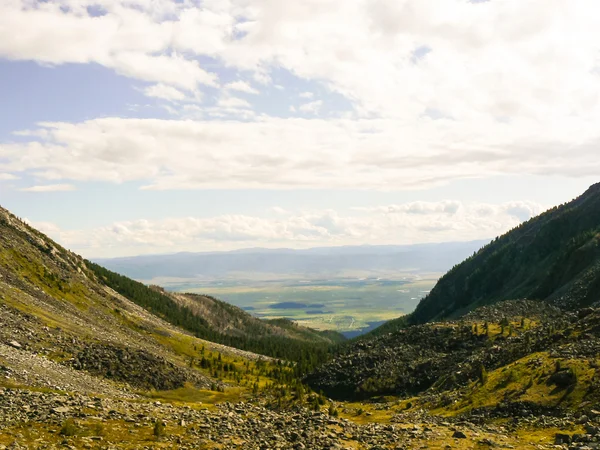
(0, 382), (595, 449)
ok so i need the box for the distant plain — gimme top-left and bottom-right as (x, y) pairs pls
(96, 241), (487, 336)
(150, 271), (440, 336)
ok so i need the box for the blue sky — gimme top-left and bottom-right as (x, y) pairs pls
(1, 0), (599, 257)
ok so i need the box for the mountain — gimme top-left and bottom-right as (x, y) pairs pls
(408, 182), (600, 324)
(307, 182), (600, 404)
(0, 205), (340, 388)
(5, 203), (600, 448)
(94, 240), (489, 281)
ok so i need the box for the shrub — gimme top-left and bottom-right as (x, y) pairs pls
(59, 418), (79, 437)
(153, 420), (166, 438)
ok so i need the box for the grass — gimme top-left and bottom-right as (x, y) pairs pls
(143, 384), (245, 406)
(434, 352), (598, 416)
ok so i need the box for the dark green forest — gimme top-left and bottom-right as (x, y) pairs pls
(409, 182), (600, 325)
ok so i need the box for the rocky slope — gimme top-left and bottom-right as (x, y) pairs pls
(308, 301), (600, 403)
(4, 202), (600, 449)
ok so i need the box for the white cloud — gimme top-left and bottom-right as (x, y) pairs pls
(1, 116), (600, 191)
(30, 200), (544, 257)
(20, 184), (76, 192)
(217, 96), (252, 109)
(299, 92), (314, 99)
(0, 173), (18, 181)
(225, 81), (259, 94)
(299, 100), (323, 114)
(2, 0), (600, 129)
(2, 0), (600, 191)
(143, 84), (187, 101)
(358, 201), (463, 215)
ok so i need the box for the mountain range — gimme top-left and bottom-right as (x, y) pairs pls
(95, 240), (490, 281)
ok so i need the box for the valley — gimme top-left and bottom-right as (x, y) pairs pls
(163, 273), (438, 335)
(2, 183), (600, 449)
(96, 242), (484, 336)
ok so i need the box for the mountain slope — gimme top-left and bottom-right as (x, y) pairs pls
(306, 298), (600, 405)
(85, 262), (343, 366)
(408, 182), (600, 324)
(0, 205), (339, 395)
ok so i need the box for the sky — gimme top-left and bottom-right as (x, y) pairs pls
(1, 0), (599, 258)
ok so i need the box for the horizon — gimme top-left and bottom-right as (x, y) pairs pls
(92, 237), (492, 261)
(2, 0), (600, 258)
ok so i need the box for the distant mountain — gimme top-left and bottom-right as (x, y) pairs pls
(94, 240), (490, 281)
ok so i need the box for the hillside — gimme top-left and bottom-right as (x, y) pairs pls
(84, 261), (343, 367)
(307, 182), (600, 408)
(387, 182), (600, 327)
(163, 290), (345, 344)
(0, 204), (356, 447)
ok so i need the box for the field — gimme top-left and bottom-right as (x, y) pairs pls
(160, 272), (440, 336)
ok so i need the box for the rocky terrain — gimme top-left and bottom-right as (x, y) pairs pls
(306, 300), (600, 401)
(2, 385), (599, 450)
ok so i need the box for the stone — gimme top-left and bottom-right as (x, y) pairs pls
(8, 341), (22, 349)
(554, 433), (571, 445)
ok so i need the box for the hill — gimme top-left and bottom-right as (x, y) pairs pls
(84, 261), (344, 368)
(365, 182), (600, 334)
(5, 204), (600, 448)
(307, 183), (600, 408)
(0, 204), (341, 385)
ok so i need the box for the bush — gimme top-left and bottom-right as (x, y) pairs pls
(59, 418), (79, 437)
(153, 420), (166, 438)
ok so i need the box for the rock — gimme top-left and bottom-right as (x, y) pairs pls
(452, 431), (467, 439)
(554, 433), (571, 445)
(51, 406), (71, 414)
(8, 341), (22, 349)
(549, 369), (577, 388)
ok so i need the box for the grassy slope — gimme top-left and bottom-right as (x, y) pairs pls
(84, 262), (342, 366)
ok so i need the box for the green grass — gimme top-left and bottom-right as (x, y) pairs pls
(434, 352), (597, 416)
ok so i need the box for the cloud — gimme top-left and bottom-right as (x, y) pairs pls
(299, 92), (314, 99)
(502, 201), (542, 222)
(363, 201), (463, 215)
(0, 173), (18, 181)
(20, 184), (76, 192)
(225, 81), (259, 94)
(299, 101), (323, 114)
(143, 84), (187, 101)
(2, 0), (600, 191)
(2, 0), (600, 129)
(30, 200), (544, 257)
(1, 116), (600, 191)
(217, 96), (252, 109)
